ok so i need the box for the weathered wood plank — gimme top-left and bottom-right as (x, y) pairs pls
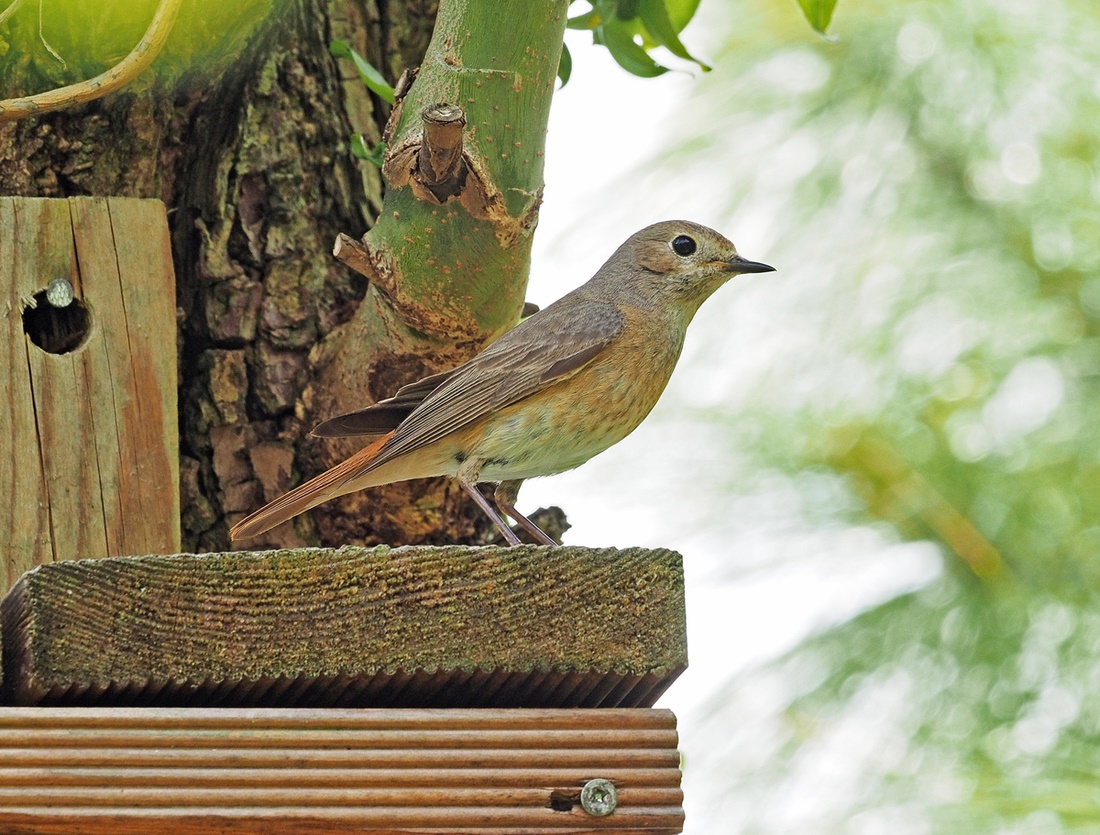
(0, 197), (179, 598)
(0, 768), (679, 788)
(0, 747), (679, 770)
(0, 706), (679, 729)
(68, 197), (179, 557)
(0, 811), (684, 835)
(0, 707), (685, 834)
(97, 197), (179, 553)
(26, 282), (110, 561)
(1, 545), (687, 708)
(0, 199), (58, 589)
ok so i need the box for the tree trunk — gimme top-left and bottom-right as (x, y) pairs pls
(0, 0), (565, 553)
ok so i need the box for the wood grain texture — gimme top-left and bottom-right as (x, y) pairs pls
(0, 707), (684, 834)
(0, 199), (58, 591)
(0, 197), (179, 598)
(69, 197), (180, 558)
(0, 545), (686, 708)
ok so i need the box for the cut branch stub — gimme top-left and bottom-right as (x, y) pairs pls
(383, 102), (498, 219)
(333, 233), (389, 290)
(418, 103), (466, 190)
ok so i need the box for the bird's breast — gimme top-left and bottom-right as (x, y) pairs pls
(471, 308), (686, 481)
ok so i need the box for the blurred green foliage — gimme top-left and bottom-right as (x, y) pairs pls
(0, 0), (271, 94)
(662, 0), (1100, 829)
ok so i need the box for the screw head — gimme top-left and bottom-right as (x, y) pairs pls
(45, 277), (74, 308)
(580, 778), (617, 817)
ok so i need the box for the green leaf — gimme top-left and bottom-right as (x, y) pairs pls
(557, 42), (573, 86)
(329, 40), (395, 104)
(795, 0), (839, 34)
(616, 0), (640, 20)
(636, 0), (710, 70)
(664, 0), (702, 31)
(350, 134), (386, 167)
(601, 18), (669, 77)
(567, 9), (600, 30)
(567, 0), (617, 30)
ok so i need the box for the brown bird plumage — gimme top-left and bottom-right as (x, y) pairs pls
(230, 220), (774, 545)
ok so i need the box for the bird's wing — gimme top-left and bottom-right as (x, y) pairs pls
(311, 367), (457, 438)
(351, 297), (625, 476)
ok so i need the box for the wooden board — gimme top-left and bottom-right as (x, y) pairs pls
(0, 197), (179, 596)
(0, 707), (685, 834)
(0, 545), (686, 709)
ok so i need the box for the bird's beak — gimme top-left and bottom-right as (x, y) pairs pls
(727, 255), (776, 274)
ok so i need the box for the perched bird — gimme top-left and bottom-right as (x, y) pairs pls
(231, 220), (774, 545)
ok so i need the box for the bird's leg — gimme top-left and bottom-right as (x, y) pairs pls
(494, 479), (558, 546)
(458, 475), (522, 546)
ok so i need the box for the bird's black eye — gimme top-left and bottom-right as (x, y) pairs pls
(671, 234), (697, 256)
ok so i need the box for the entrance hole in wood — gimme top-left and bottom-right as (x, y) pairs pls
(22, 285), (92, 354)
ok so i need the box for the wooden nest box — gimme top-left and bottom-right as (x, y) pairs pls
(0, 197), (688, 833)
(0, 196), (180, 591)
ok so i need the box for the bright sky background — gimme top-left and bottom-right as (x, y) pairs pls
(522, 22), (941, 833)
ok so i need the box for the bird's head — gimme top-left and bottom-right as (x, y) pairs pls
(602, 220), (774, 316)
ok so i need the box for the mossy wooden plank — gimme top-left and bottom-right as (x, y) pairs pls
(0, 707), (684, 834)
(0, 197), (179, 599)
(0, 545), (687, 708)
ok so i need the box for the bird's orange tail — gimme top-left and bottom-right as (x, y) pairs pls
(230, 433), (394, 541)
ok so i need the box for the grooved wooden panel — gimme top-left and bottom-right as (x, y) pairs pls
(0, 545), (687, 709)
(0, 197), (179, 597)
(0, 707), (684, 834)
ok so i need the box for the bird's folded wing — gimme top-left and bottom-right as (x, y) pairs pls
(311, 367), (458, 438)
(345, 299), (625, 478)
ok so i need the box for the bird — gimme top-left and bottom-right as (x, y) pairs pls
(230, 220), (774, 546)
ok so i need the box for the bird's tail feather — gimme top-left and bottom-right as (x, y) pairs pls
(230, 433), (394, 541)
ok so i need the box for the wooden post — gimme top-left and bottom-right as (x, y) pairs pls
(0, 197), (179, 595)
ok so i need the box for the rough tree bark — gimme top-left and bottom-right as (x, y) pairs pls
(0, 0), (569, 552)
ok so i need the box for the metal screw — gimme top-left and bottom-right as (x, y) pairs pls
(45, 277), (74, 308)
(580, 778), (617, 817)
